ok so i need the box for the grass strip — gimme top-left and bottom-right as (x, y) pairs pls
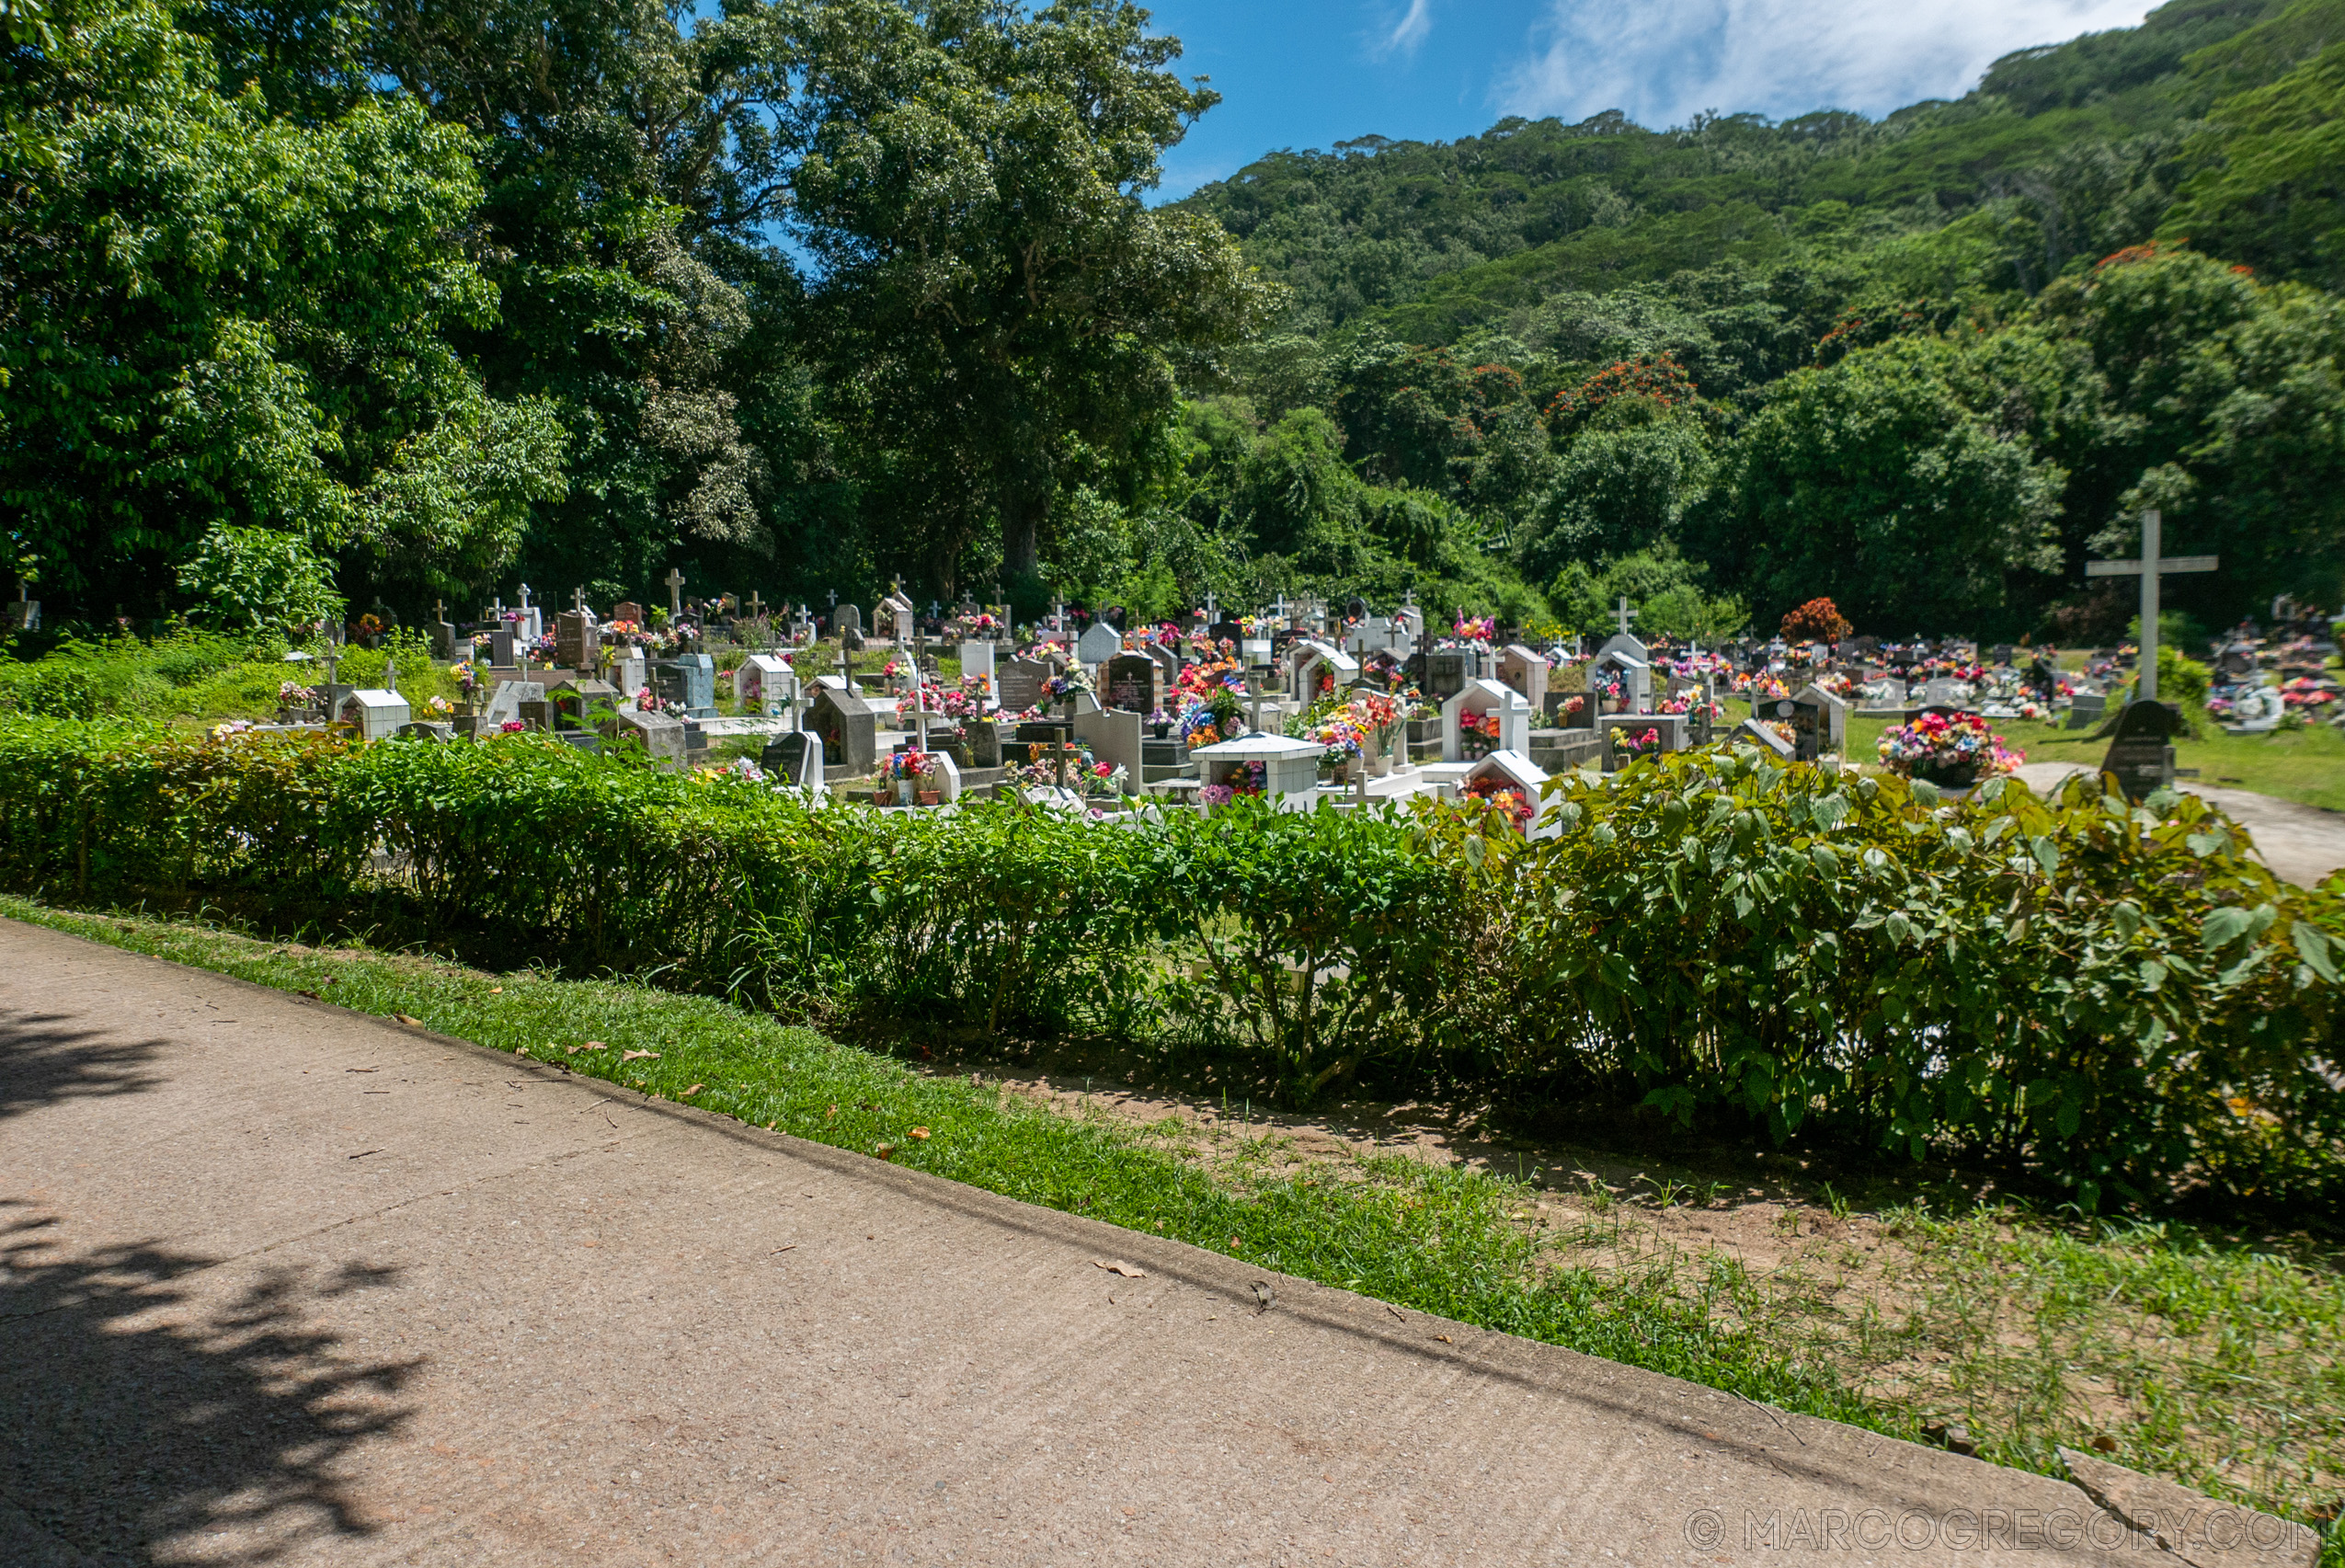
(3, 896), (1887, 1425)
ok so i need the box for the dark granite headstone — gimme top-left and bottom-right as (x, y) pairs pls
(1105, 653), (1160, 714)
(999, 658), (1048, 714)
(1424, 648), (1473, 704)
(612, 601), (645, 625)
(2100, 699), (2184, 802)
(760, 730), (819, 788)
(555, 610), (595, 671)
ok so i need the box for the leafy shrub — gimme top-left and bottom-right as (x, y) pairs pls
(6, 665), (97, 718)
(1, 718), (2339, 1213)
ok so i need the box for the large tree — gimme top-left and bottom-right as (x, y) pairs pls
(0, 0), (564, 622)
(785, 0), (1274, 603)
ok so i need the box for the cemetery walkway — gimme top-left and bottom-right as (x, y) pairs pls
(0, 919), (2308, 1568)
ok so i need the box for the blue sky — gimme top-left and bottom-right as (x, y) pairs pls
(1145, 0), (2159, 199)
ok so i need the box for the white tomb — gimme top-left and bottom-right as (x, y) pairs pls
(1441, 678), (1531, 761)
(1287, 639), (1359, 703)
(1187, 730), (1323, 805)
(337, 689), (410, 742)
(733, 653), (795, 708)
(1076, 621), (1124, 669)
(1452, 750), (1556, 837)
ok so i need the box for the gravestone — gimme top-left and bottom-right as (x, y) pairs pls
(604, 707), (687, 766)
(486, 626), (520, 667)
(959, 640), (997, 692)
(555, 610), (596, 671)
(834, 602), (863, 643)
(610, 651), (646, 702)
(2066, 689), (2109, 731)
(1104, 652), (1160, 715)
(1147, 642), (1181, 690)
(1076, 620), (1124, 669)
(1424, 648), (1475, 705)
(2218, 647), (2257, 680)
(1596, 712), (1691, 771)
(1497, 645), (1548, 712)
(612, 601), (645, 626)
(1736, 715), (1796, 760)
(548, 676), (620, 731)
(429, 611), (459, 660)
(1073, 705), (1143, 795)
(760, 731), (825, 794)
(1592, 648), (1651, 714)
(1208, 616), (1243, 648)
(808, 681), (877, 774)
(480, 680), (545, 728)
(998, 658), (1048, 714)
(2100, 700), (2185, 802)
(653, 653), (717, 718)
(1920, 677), (1967, 709)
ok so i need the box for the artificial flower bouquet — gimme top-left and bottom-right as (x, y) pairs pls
(1458, 711), (1504, 760)
(1609, 726), (1663, 764)
(278, 680), (320, 711)
(1876, 710), (2022, 788)
(1452, 615), (1495, 643)
(1462, 773), (1535, 830)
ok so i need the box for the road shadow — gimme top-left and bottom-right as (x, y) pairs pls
(0, 1201), (418, 1562)
(0, 1006), (170, 1124)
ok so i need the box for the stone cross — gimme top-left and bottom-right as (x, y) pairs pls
(519, 583), (532, 612)
(747, 590), (762, 619)
(384, 660), (398, 693)
(666, 567), (686, 620)
(827, 588), (838, 612)
(572, 587), (587, 613)
(1204, 589), (1218, 624)
(433, 599), (446, 623)
(2087, 508), (2216, 703)
(1246, 679), (1271, 735)
(1615, 597), (1638, 637)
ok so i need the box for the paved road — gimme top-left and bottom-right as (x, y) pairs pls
(2013, 762), (2345, 887)
(0, 920), (2302, 1567)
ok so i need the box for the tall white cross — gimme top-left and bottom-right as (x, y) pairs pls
(518, 583), (532, 613)
(1615, 597), (1638, 638)
(666, 567), (686, 620)
(1203, 590), (1218, 624)
(2087, 509), (2216, 703)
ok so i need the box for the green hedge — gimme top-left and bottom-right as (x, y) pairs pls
(3, 716), (2339, 1213)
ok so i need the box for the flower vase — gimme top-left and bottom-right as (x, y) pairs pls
(872, 787), (890, 807)
(897, 779), (916, 806)
(917, 789), (941, 807)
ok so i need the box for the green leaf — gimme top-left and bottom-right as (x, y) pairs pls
(2202, 906), (2252, 951)
(2140, 959), (2167, 991)
(2111, 901), (2141, 941)
(2294, 921), (2339, 984)
(2031, 836), (2060, 876)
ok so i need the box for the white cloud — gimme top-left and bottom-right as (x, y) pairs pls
(1374, 0), (1436, 61)
(1498, 0), (2156, 130)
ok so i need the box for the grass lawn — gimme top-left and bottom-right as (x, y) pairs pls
(6, 893), (2342, 1542)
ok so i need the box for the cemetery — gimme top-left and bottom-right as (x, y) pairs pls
(9, 549), (2345, 1545)
(18, 0), (2345, 1547)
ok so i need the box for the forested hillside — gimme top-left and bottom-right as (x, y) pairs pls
(6, 0), (2344, 641)
(1179, 0), (2345, 637)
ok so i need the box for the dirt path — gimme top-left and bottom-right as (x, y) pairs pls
(2012, 762), (2345, 886)
(0, 919), (2296, 1567)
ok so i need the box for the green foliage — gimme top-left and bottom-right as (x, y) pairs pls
(1545, 548), (1745, 640)
(1695, 338), (2065, 630)
(2166, 39), (2345, 287)
(0, 0), (558, 614)
(6, 722), (2341, 1215)
(174, 524), (345, 633)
